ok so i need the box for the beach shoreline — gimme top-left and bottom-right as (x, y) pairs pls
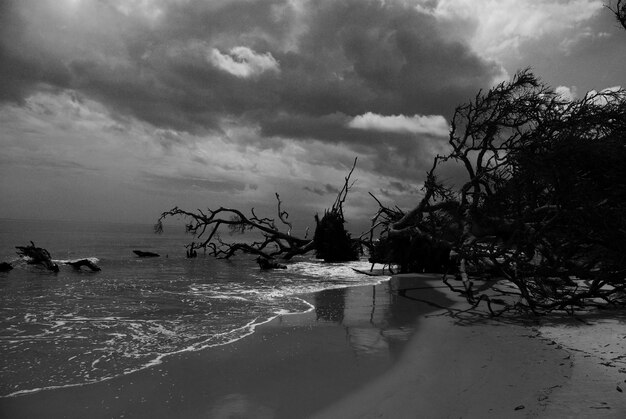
(0, 275), (434, 418)
(1, 274), (624, 418)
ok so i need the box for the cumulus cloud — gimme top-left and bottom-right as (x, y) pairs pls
(0, 0), (502, 128)
(584, 86), (625, 106)
(347, 112), (449, 136)
(555, 85), (578, 101)
(209, 46), (280, 78)
(4, 0), (614, 224)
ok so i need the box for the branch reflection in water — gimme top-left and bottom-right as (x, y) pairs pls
(313, 280), (421, 359)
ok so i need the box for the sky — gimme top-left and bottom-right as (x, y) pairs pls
(1, 0), (624, 233)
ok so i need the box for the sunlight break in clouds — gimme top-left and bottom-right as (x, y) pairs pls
(347, 113), (449, 136)
(419, 0), (604, 60)
(209, 47), (280, 78)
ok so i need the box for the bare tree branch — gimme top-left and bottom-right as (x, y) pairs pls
(372, 69), (626, 314)
(156, 160), (361, 262)
(608, 0), (626, 30)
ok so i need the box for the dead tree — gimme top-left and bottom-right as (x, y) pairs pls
(374, 70), (626, 314)
(15, 241), (59, 272)
(156, 158), (360, 262)
(313, 159), (360, 262)
(367, 157), (461, 273)
(65, 258), (101, 272)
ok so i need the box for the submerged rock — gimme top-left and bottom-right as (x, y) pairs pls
(133, 250), (160, 258)
(256, 257), (287, 270)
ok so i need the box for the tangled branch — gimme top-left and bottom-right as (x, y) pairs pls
(156, 159), (360, 262)
(609, 0), (626, 30)
(373, 70), (626, 314)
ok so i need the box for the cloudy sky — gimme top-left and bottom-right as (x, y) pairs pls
(1, 0), (624, 231)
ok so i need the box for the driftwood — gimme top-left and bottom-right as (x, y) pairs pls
(15, 242), (59, 272)
(133, 250), (160, 258)
(156, 158), (360, 263)
(13, 242), (101, 273)
(64, 258), (101, 272)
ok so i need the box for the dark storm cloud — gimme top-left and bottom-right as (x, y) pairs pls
(378, 179), (422, 199)
(0, 0), (501, 177)
(388, 181), (418, 194)
(0, 3), (71, 103)
(282, 0), (500, 116)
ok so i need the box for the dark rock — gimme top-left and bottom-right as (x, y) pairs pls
(133, 250), (160, 258)
(256, 257), (287, 270)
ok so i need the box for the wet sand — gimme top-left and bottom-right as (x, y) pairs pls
(1, 274), (623, 418)
(0, 276), (441, 418)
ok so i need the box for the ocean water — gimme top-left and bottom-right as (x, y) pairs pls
(0, 219), (386, 397)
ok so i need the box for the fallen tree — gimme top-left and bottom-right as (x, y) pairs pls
(16, 241), (59, 272)
(13, 242), (102, 272)
(155, 158), (361, 263)
(372, 70), (626, 314)
(65, 258), (101, 272)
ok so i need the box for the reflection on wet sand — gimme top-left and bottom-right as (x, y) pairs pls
(314, 277), (423, 358)
(0, 277), (450, 419)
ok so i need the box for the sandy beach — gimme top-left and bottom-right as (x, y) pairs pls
(1, 274), (625, 418)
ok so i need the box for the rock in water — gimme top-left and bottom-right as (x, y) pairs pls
(133, 250), (160, 258)
(256, 257), (287, 270)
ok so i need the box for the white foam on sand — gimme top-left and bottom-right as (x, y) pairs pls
(1, 297), (316, 399)
(1, 259), (383, 399)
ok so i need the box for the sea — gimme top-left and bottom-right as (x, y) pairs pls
(0, 218), (386, 398)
